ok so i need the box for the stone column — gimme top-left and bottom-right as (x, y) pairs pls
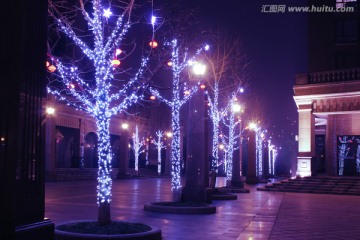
(325, 115), (337, 176)
(296, 104), (315, 177)
(45, 114), (57, 181)
(246, 130), (257, 184)
(231, 144), (244, 187)
(182, 90), (211, 203)
(231, 118), (244, 186)
(117, 131), (129, 178)
(165, 139), (172, 175)
(0, 1), (54, 239)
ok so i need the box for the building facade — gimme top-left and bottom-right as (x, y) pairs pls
(294, 0), (360, 177)
(44, 96), (172, 181)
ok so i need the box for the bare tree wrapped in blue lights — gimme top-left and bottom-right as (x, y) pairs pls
(338, 136), (349, 176)
(150, 39), (208, 201)
(153, 130), (165, 176)
(47, 0), (157, 224)
(132, 125), (145, 176)
(205, 36), (247, 173)
(220, 94), (242, 182)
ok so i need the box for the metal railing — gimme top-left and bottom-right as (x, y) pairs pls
(295, 68), (360, 85)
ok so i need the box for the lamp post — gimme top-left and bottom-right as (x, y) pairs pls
(230, 103), (244, 188)
(183, 62), (212, 203)
(117, 122), (130, 179)
(246, 122), (259, 184)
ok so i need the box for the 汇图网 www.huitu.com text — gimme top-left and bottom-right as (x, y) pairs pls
(261, 5), (354, 13)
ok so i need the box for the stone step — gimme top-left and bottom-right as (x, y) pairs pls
(257, 176), (360, 196)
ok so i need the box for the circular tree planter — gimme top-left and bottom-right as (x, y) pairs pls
(144, 202), (216, 214)
(55, 221), (161, 240)
(212, 192), (237, 200)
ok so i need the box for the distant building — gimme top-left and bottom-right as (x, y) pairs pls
(294, 0), (360, 177)
(44, 96), (171, 181)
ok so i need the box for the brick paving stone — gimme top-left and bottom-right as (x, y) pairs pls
(45, 178), (360, 240)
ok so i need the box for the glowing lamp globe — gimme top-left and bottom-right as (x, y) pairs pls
(46, 107), (55, 115)
(192, 62), (206, 75)
(249, 122), (257, 130)
(149, 40), (158, 48)
(48, 65), (56, 72)
(112, 59), (121, 66)
(121, 123), (129, 130)
(166, 132), (173, 138)
(200, 84), (206, 89)
(150, 95), (156, 100)
(115, 48), (122, 56)
(167, 61), (173, 67)
(68, 83), (75, 89)
(232, 103), (241, 113)
(184, 90), (190, 95)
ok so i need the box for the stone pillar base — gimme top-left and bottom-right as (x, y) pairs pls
(231, 179), (244, 188)
(182, 187), (212, 204)
(246, 175), (258, 184)
(1, 219), (54, 240)
(296, 156), (312, 177)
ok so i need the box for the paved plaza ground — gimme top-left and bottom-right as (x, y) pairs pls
(45, 177), (360, 240)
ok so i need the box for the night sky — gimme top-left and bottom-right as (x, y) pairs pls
(183, 0), (309, 147)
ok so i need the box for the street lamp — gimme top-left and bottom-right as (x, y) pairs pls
(46, 107), (55, 115)
(121, 123), (129, 130)
(192, 62), (206, 76)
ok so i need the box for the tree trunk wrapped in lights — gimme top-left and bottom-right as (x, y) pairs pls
(47, 0), (157, 225)
(150, 39), (208, 201)
(153, 130), (165, 176)
(132, 125), (144, 176)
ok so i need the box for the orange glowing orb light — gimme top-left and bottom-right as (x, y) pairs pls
(200, 84), (206, 89)
(112, 59), (121, 66)
(149, 40), (158, 48)
(167, 61), (173, 67)
(184, 90), (190, 95)
(46, 61), (50, 67)
(48, 65), (56, 72)
(68, 83), (75, 89)
(150, 95), (156, 100)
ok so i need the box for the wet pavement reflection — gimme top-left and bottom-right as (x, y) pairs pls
(45, 177), (360, 239)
